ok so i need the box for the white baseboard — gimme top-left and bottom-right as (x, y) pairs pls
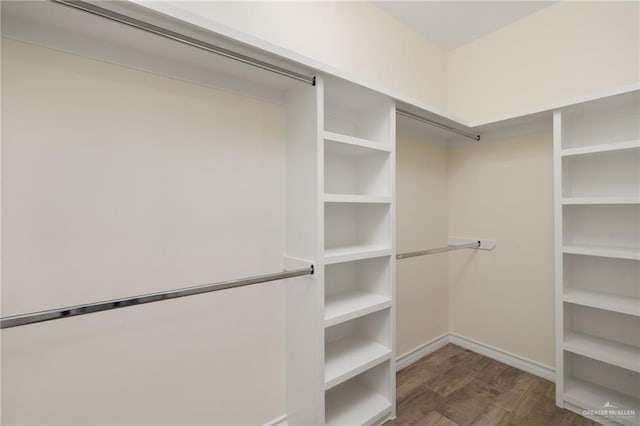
(263, 414), (287, 426)
(449, 333), (555, 382)
(395, 333), (450, 371)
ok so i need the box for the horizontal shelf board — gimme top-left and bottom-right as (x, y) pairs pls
(563, 245), (640, 260)
(324, 131), (392, 154)
(324, 245), (392, 264)
(325, 291), (392, 327)
(325, 336), (391, 390)
(561, 140), (640, 157)
(563, 378), (640, 426)
(324, 194), (392, 204)
(563, 288), (640, 317)
(564, 332), (640, 372)
(325, 379), (391, 426)
(562, 197), (640, 205)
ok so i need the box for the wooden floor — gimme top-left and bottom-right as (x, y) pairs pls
(386, 344), (598, 426)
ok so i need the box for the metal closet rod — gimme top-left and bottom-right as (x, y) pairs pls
(0, 265), (314, 330)
(396, 109), (481, 142)
(52, 1), (480, 141)
(397, 241), (481, 260)
(51, 0), (316, 85)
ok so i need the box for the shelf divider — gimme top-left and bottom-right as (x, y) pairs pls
(563, 288), (640, 317)
(325, 291), (391, 327)
(324, 245), (392, 264)
(563, 244), (640, 260)
(562, 197), (640, 205)
(324, 194), (392, 204)
(561, 140), (640, 157)
(564, 332), (640, 372)
(324, 336), (391, 390)
(324, 131), (391, 153)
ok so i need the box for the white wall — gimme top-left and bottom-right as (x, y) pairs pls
(448, 1), (640, 123)
(396, 135), (449, 357)
(158, 1), (449, 112)
(1, 39), (286, 425)
(448, 132), (555, 368)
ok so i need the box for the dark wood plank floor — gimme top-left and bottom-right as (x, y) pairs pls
(386, 344), (599, 426)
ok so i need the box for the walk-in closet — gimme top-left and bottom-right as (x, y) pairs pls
(1, 1), (638, 425)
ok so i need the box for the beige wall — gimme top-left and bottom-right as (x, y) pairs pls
(396, 131), (556, 369)
(162, 1), (448, 112)
(1, 39), (286, 425)
(448, 132), (555, 367)
(396, 136), (449, 356)
(448, 1), (640, 123)
(159, 1), (639, 125)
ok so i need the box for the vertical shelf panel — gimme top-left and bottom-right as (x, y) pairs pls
(284, 80), (323, 426)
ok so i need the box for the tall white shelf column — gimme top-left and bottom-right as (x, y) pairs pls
(322, 75), (396, 426)
(285, 74), (396, 425)
(554, 90), (640, 426)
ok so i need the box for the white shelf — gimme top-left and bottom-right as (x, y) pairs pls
(562, 197), (640, 205)
(564, 288), (640, 317)
(325, 379), (391, 426)
(564, 378), (640, 426)
(325, 291), (391, 327)
(324, 245), (392, 264)
(324, 194), (392, 204)
(564, 332), (640, 372)
(563, 245), (640, 260)
(324, 336), (391, 390)
(561, 140), (640, 157)
(324, 131), (391, 153)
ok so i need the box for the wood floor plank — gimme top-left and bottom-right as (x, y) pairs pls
(387, 344), (598, 426)
(418, 411), (460, 426)
(470, 404), (511, 425)
(395, 387), (447, 425)
(437, 380), (501, 425)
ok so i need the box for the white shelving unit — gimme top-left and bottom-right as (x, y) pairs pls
(554, 90), (640, 425)
(321, 75), (396, 424)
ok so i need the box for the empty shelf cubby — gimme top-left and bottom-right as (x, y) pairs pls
(563, 353), (639, 426)
(324, 203), (391, 262)
(324, 309), (391, 390)
(562, 150), (640, 199)
(560, 91), (639, 150)
(563, 254), (639, 316)
(325, 359), (392, 426)
(324, 139), (391, 197)
(563, 304), (639, 372)
(325, 257), (392, 327)
(562, 205), (640, 259)
(323, 75), (393, 146)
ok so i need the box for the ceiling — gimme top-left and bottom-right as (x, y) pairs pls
(374, 1), (556, 50)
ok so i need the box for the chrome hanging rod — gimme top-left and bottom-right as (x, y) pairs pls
(396, 241), (480, 260)
(51, 0), (316, 86)
(397, 109), (480, 141)
(1, 265), (314, 330)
